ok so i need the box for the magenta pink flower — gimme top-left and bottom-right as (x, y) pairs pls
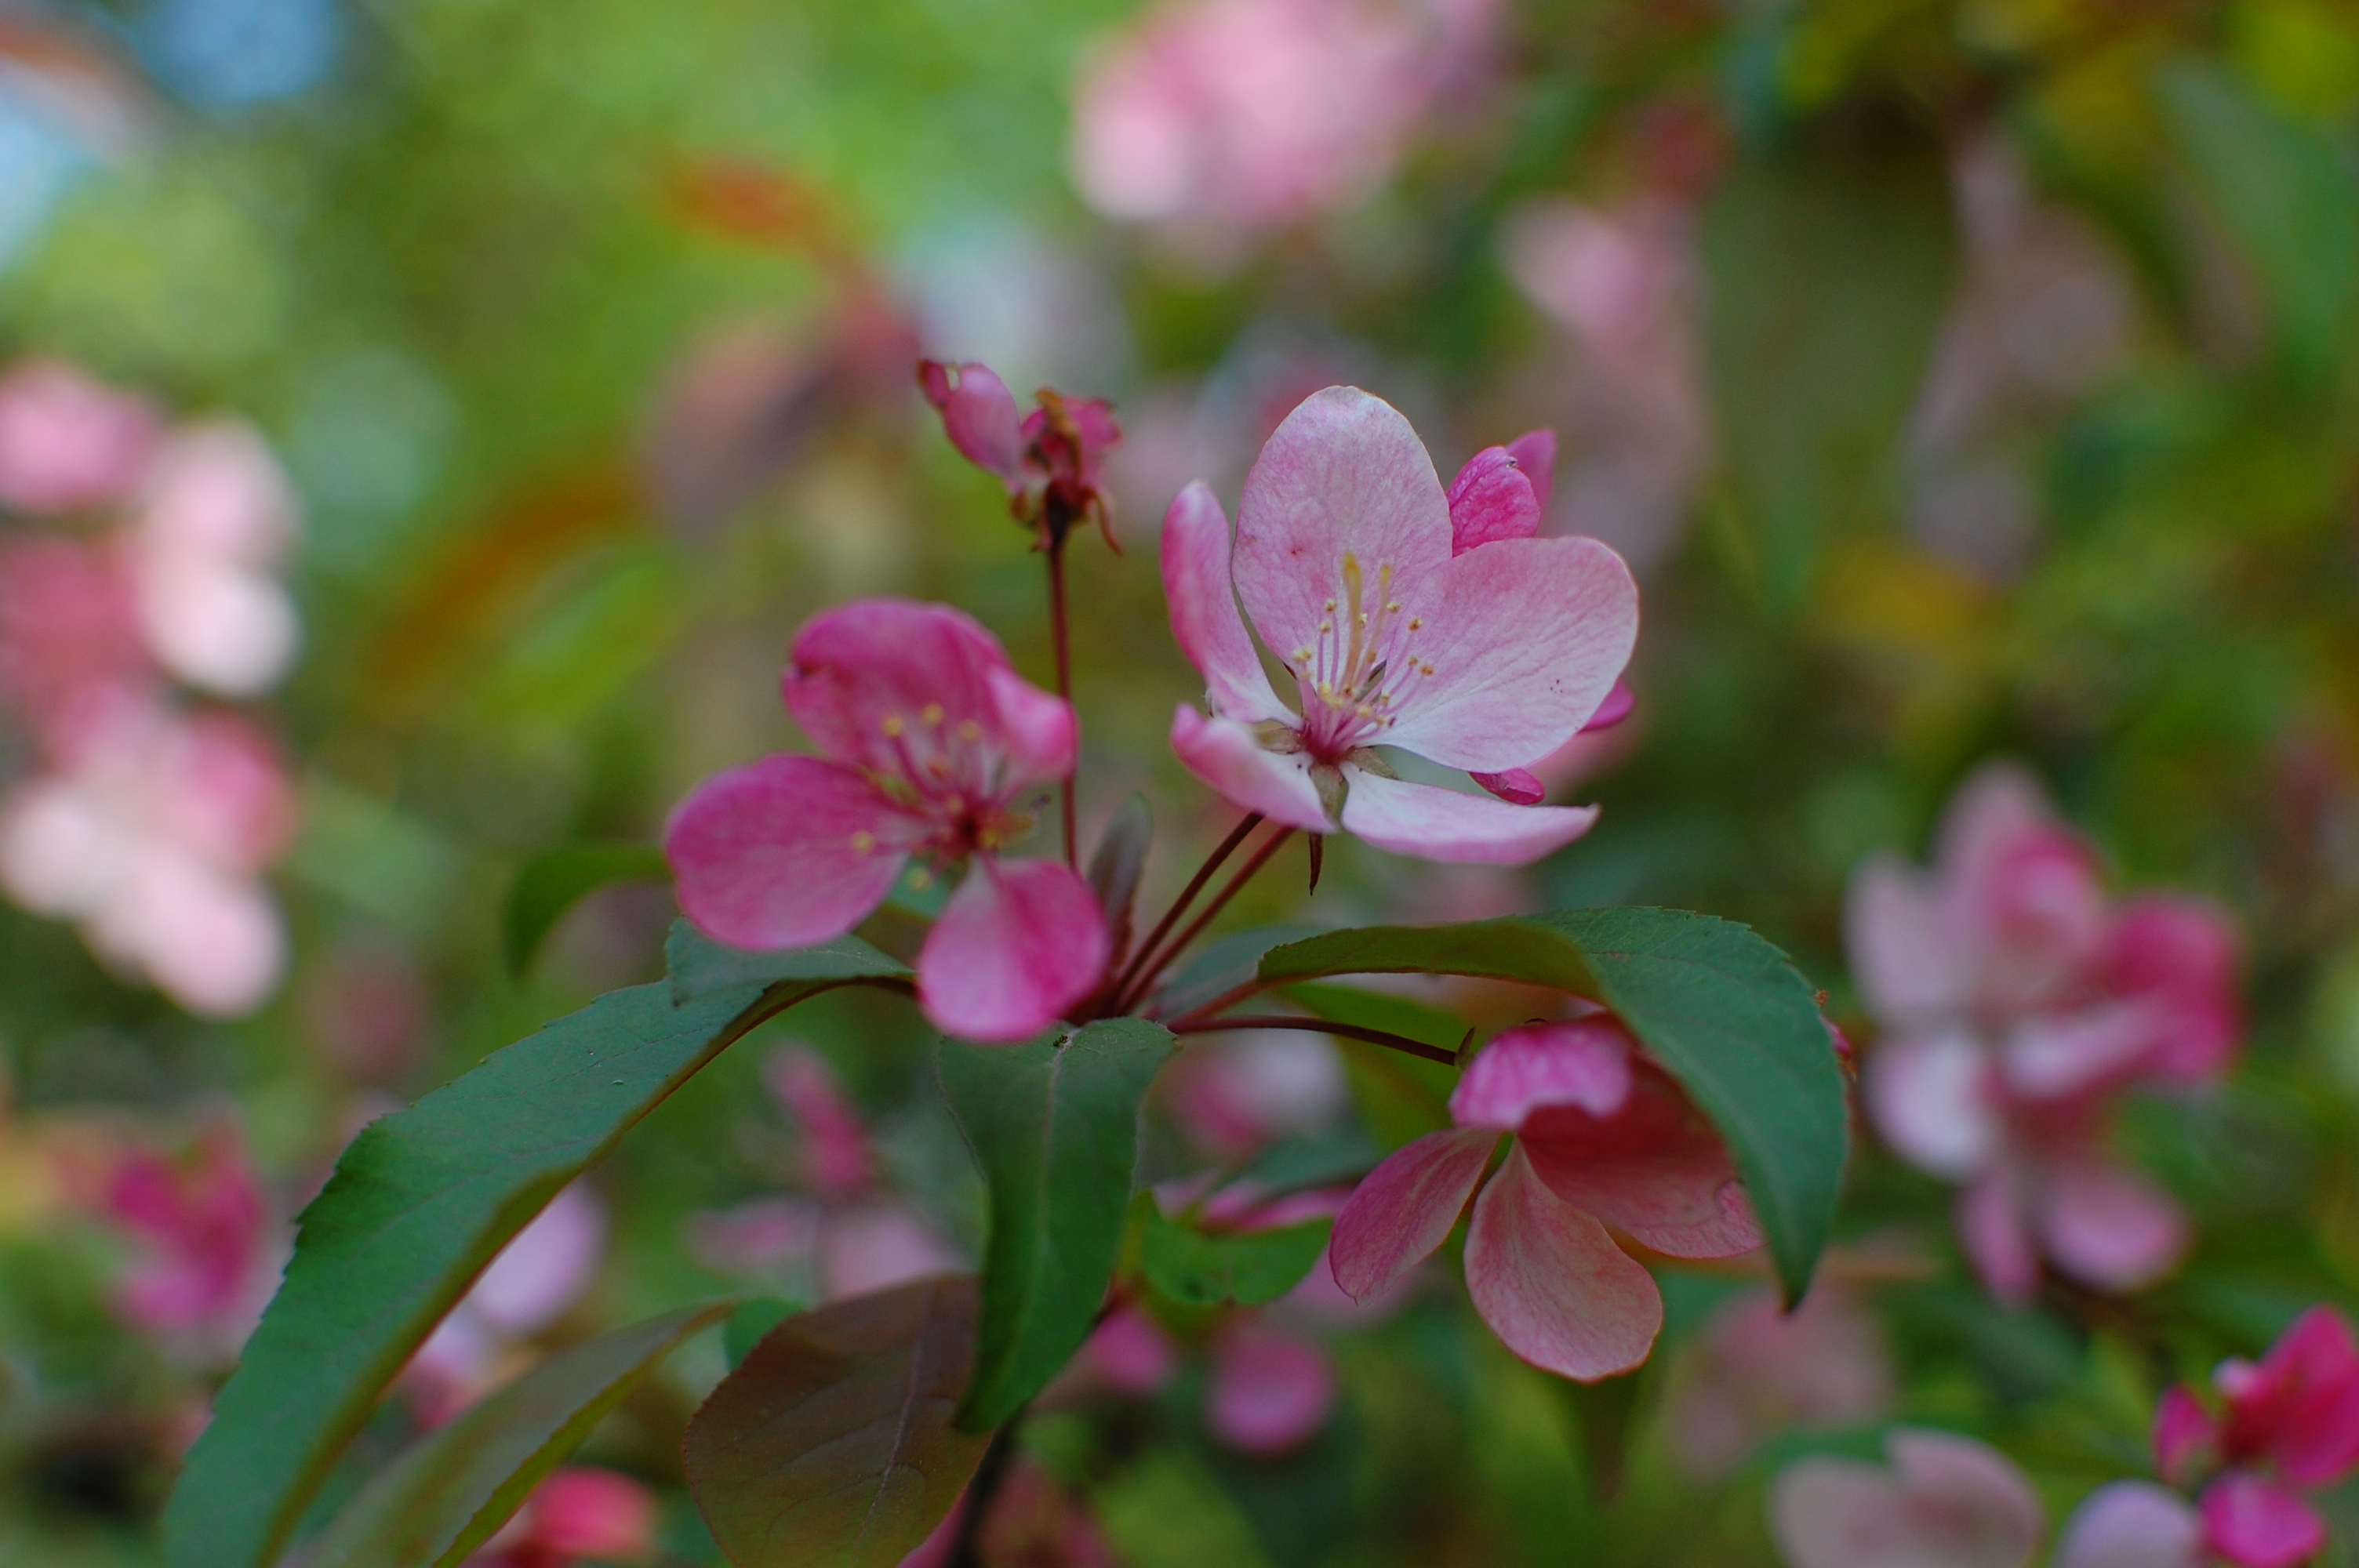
(665, 597), (1107, 1043)
(763, 1044), (875, 1200)
(918, 360), (1120, 543)
(1161, 386), (1637, 864)
(0, 358), (159, 516)
(471, 1466), (656, 1567)
(1848, 764), (2240, 1301)
(1206, 1319), (1336, 1454)
(2151, 1307), (2359, 1568)
(96, 1124), (271, 1343)
(0, 534), (153, 753)
(1329, 1015), (1757, 1380)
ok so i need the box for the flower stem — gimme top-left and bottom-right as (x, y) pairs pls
(1100, 811), (1262, 1011)
(1045, 538), (1076, 867)
(945, 1418), (1021, 1568)
(1168, 1014), (1463, 1067)
(1113, 823), (1296, 1013)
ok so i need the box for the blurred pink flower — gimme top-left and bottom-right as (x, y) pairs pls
(975, 1457), (1121, 1568)
(1332, 1015), (1763, 1381)
(918, 360), (1121, 543)
(1665, 1280), (1895, 1477)
(409, 1185), (606, 1424)
(1070, 0), (1441, 235)
(1206, 1319), (1336, 1454)
(818, 1201), (963, 1301)
(0, 533), (152, 752)
(764, 1045), (874, 1200)
(125, 420), (300, 698)
(1161, 386), (1635, 863)
(2152, 1306), (2359, 1568)
(1165, 1028), (1350, 1159)
(664, 597), (1106, 1042)
(96, 1123), (274, 1347)
(0, 359), (159, 516)
(469, 1466), (656, 1568)
(0, 700), (294, 1017)
(1081, 1301), (1180, 1395)
(1849, 764), (2240, 1301)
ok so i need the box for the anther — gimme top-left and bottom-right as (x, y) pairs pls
(921, 703), (945, 726)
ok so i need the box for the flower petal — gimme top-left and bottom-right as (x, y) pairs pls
(2034, 1156), (2186, 1293)
(1159, 481), (1290, 723)
(2102, 895), (2242, 1083)
(1233, 387), (1453, 664)
(1958, 1169), (2042, 1306)
(1506, 429), (1557, 514)
(1446, 445), (1541, 554)
(1848, 852), (1970, 1025)
(1338, 768), (1599, 866)
(2200, 1473), (2325, 1568)
(985, 664), (1078, 789)
(1885, 1428), (2046, 1568)
(1866, 1028), (1999, 1179)
(1206, 1322), (1336, 1454)
(1449, 1020), (1631, 1131)
(1168, 705), (1330, 832)
(917, 857), (1108, 1043)
(1381, 534), (1638, 771)
(1470, 767), (1545, 804)
(1463, 1144), (1661, 1381)
(2154, 1386), (2215, 1486)
(918, 360), (1027, 490)
(1769, 1456), (1921, 1568)
(2225, 1305), (2359, 1486)
(665, 754), (918, 949)
(1518, 1057), (1761, 1260)
(2054, 1482), (2203, 1568)
(1330, 1127), (1499, 1301)
(1580, 679), (1634, 732)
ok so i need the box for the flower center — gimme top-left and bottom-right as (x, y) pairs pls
(863, 702), (1027, 853)
(1281, 553), (1432, 761)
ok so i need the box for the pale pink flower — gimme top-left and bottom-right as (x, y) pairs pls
(1329, 1016), (1757, 1381)
(1069, 0), (1436, 234)
(469, 1466), (656, 1567)
(0, 700), (294, 1017)
(1165, 1028), (1350, 1158)
(664, 597), (1107, 1043)
(917, 360), (1120, 541)
(764, 1045), (874, 1200)
(0, 358), (159, 516)
(1161, 386), (1635, 863)
(1206, 1319), (1336, 1454)
(2151, 1306), (2359, 1568)
(409, 1185), (606, 1424)
(0, 533), (152, 752)
(1080, 1302), (1180, 1395)
(96, 1123), (273, 1345)
(817, 1202), (963, 1301)
(1849, 764), (2240, 1301)
(125, 420), (300, 699)
(1664, 1280), (1894, 1476)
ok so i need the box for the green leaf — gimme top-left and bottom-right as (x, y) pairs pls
(2157, 60), (2359, 375)
(724, 1297), (803, 1370)
(165, 951), (904, 1568)
(1147, 924), (1322, 1020)
(502, 841), (671, 977)
(305, 1303), (729, 1568)
(937, 1018), (1176, 1431)
(684, 1276), (989, 1568)
(666, 917), (911, 1004)
(1258, 909), (1845, 1304)
(1702, 115), (1956, 609)
(1138, 1214), (1333, 1308)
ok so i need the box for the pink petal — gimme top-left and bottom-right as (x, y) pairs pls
(1866, 1029), (1999, 1179)
(1445, 445), (1541, 554)
(1517, 1056), (1761, 1260)
(1338, 768), (1600, 866)
(1999, 1003), (2172, 1103)
(917, 857), (1108, 1042)
(1082, 1304), (1178, 1395)
(2055, 1482), (2202, 1568)
(1579, 679), (1634, 732)
(470, 1185), (605, 1334)
(1770, 1456), (1923, 1568)
(665, 753), (918, 950)
(1848, 854), (1971, 1025)
(1470, 767), (1545, 804)
(1167, 705), (1330, 832)
(1890, 1428), (2045, 1568)
(0, 358), (159, 515)
(2034, 1157), (2186, 1293)
(1505, 429), (1557, 514)
(1329, 1127), (1499, 1301)
(1958, 1170), (2042, 1306)
(1232, 387), (1454, 668)
(1379, 534), (1638, 772)
(2154, 1386), (2215, 1485)
(526, 1468), (658, 1559)
(819, 1201), (961, 1300)
(764, 1046), (874, 1200)
(1159, 481), (1289, 724)
(2201, 1473), (2325, 1568)
(2225, 1306), (2359, 1486)
(2102, 896), (2242, 1082)
(918, 360), (1028, 489)
(986, 664), (1079, 786)
(1207, 1322), (1336, 1454)
(1462, 1145), (1661, 1381)
(1448, 1019), (1631, 1131)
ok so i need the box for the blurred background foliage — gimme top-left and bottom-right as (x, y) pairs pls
(5, 0), (2359, 1561)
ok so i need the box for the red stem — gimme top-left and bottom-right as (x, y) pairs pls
(1046, 540), (1076, 867)
(1102, 811), (1262, 1011)
(1167, 1014), (1462, 1067)
(1113, 824), (1296, 1014)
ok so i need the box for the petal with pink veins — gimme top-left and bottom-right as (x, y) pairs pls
(1505, 429), (1557, 513)
(1470, 767), (1545, 804)
(665, 754), (921, 950)
(1449, 1020), (1631, 1131)
(1159, 481), (1290, 724)
(1866, 1029), (1998, 1179)
(1380, 533), (1637, 772)
(1168, 706), (1330, 832)
(918, 857), (1108, 1043)
(918, 361), (1028, 490)
(1207, 1322), (1336, 1454)
(2200, 1473), (2325, 1568)
(1445, 445), (1541, 554)
(1338, 768), (1599, 866)
(2034, 1157), (2186, 1293)
(1232, 387), (1454, 663)
(2054, 1482), (2202, 1568)
(985, 664), (1078, 789)
(1330, 1127), (1499, 1301)
(1518, 1062), (1761, 1260)
(1463, 1144), (1661, 1381)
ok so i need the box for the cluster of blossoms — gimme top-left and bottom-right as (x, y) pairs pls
(0, 358), (302, 1017)
(1848, 764), (2240, 1301)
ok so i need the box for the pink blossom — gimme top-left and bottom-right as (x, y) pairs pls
(918, 360), (1120, 544)
(1849, 764), (2240, 1301)
(665, 597), (1107, 1042)
(2150, 1307), (2359, 1568)
(1664, 1280), (1895, 1476)
(2053, 1483), (2205, 1568)
(1329, 1016), (1758, 1381)
(1771, 1428), (2045, 1568)
(1081, 1302), (1180, 1395)
(0, 533), (152, 752)
(1161, 387), (1636, 865)
(409, 1185), (606, 1424)
(1165, 1028), (1350, 1158)
(764, 1045), (874, 1200)
(125, 420), (300, 699)
(469, 1466), (656, 1568)
(95, 1123), (273, 1345)
(0, 358), (159, 516)
(1206, 1319), (1336, 1454)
